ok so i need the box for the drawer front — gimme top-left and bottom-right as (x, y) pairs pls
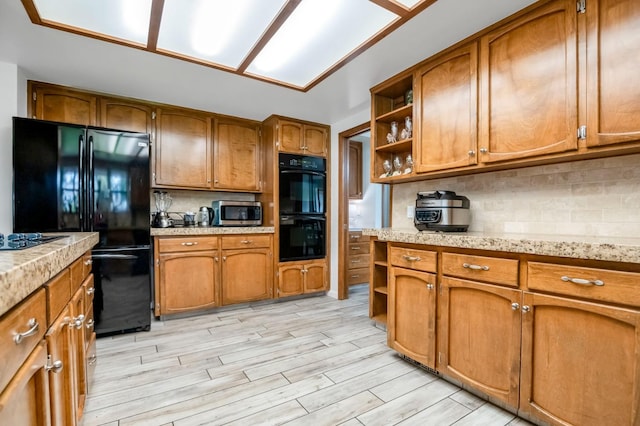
(158, 236), (218, 253)
(0, 288), (47, 394)
(348, 254), (370, 270)
(389, 246), (437, 273)
(222, 234), (271, 249)
(347, 268), (370, 285)
(348, 243), (370, 255)
(528, 262), (640, 307)
(349, 232), (370, 244)
(83, 274), (95, 310)
(46, 268), (72, 325)
(70, 256), (85, 292)
(442, 253), (519, 287)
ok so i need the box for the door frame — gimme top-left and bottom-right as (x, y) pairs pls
(337, 121), (370, 300)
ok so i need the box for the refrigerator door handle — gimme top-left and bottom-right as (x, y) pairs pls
(92, 254), (139, 260)
(78, 133), (85, 230)
(87, 134), (94, 231)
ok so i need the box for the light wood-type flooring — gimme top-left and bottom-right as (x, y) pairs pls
(80, 285), (533, 426)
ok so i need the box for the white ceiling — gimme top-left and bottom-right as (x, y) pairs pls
(0, 0), (537, 126)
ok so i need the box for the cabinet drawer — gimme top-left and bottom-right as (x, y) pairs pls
(389, 246), (437, 272)
(222, 234), (271, 249)
(348, 268), (370, 285)
(46, 268), (71, 325)
(442, 253), (519, 287)
(528, 262), (640, 307)
(70, 256), (85, 292)
(349, 232), (370, 244)
(348, 254), (370, 270)
(158, 236), (218, 253)
(0, 288), (47, 394)
(349, 243), (370, 255)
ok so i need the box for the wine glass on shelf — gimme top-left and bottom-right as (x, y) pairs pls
(381, 159), (392, 178)
(386, 121), (399, 144)
(404, 116), (412, 139)
(392, 156), (403, 176)
(404, 154), (414, 174)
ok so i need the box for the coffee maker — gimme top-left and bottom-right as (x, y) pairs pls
(153, 191), (173, 228)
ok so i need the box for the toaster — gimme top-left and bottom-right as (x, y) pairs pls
(414, 190), (470, 232)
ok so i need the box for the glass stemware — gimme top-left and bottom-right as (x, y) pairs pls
(392, 156), (403, 176)
(404, 154), (414, 174)
(381, 159), (392, 177)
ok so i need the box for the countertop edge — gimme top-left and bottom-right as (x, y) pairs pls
(151, 226), (275, 236)
(362, 228), (640, 264)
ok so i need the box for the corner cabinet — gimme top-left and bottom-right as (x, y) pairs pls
(370, 73), (414, 183)
(213, 117), (262, 192)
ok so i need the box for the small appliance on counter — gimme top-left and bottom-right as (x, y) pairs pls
(211, 200), (261, 226)
(414, 190), (470, 232)
(153, 191), (173, 228)
(198, 206), (214, 227)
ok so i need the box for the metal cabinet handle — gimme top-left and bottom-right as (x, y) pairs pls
(351, 246), (361, 250)
(351, 275), (360, 279)
(468, 150), (476, 156)
(14, 318), (39, 344)
(88, 354), (97, 366)
(426, 284), (434, 290)
(240, 240), (253, 244)
(222, 256), (227, 261)
(561, 276), (604, 286)
(73, 314), (85, 329)
(86, 319), (95, 330)
(402, 255), (421, 262)
(84, 259), (93, 266)
(511, 302), (520, 311)
(522, 305), (531, 313)
(45, 355), (63, 373)
(480, 148), (488, 154)
(463, 263), (489, 271)
(86, 287), (95, 295)
(181, 242), (198, 246)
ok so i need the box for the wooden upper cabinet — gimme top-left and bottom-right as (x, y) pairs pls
(478, 0), (578, 163)
(585, 0), (640, 148)
(213, 117), (261, 192)
(414, 42), (479, 173)
(277, 119), (327, 157)
(278, 120), (304, 153)
(32, 84), (97, 126)
(303, 124), (327, 157)
(348, 141), (363, 199)
(99, 98), (154, 134)
(154, 108), (212, 189)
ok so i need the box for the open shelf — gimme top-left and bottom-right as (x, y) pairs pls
(374, 286), (388, 295)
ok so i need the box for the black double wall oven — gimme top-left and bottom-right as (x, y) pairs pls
(278, 153), (326, 262)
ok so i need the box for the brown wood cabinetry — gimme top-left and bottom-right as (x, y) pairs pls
(220, 235), (273, 305)
(414, 42), (478, 173)
(46, 303), (76, 426)
(99, 97), (154, 134)
(277, 259), (327, 297)
(347, 231), (370, 286)
(31, 83), (97, 126)
(154, 108), (212, 189)
(264, 116), (328, 157)
(213, 117), (262, 192)
(348, 141), (363, 199)
(388, 247), (437, 368)
(369, 239), (388, 325)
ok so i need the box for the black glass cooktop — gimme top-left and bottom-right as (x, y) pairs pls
(0, 233), (67, 251)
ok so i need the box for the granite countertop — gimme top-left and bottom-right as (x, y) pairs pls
(0, 232), (99, 318)
(151, 226), (275, 236)
(362, 228), (640, 264)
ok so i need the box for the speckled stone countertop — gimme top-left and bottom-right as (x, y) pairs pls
(362, 228), (640, 264)
(0, 233), (99, 318)
(151, 226), (274, 236)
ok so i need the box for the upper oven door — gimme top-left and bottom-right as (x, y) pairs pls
(279, 169), (326, 214)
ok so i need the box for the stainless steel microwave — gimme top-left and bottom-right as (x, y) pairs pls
(211, 201), (262, 226)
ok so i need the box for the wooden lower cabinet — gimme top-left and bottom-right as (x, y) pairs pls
(388, 266), (436, 368)
(221, 248), (272, 305)
(439, 277), (522, 408)
(277, 259), (327, 297)
(520, 292), (640, 426)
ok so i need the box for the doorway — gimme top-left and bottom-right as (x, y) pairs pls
(337, 122), (389, 300)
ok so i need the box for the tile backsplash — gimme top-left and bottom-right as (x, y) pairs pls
(392, 153), (640, 237)
(151, 190), (255, 215)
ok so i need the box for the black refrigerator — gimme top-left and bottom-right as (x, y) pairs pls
(12, 117), (152, 337)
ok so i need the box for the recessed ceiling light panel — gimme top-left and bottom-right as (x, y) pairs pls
(32, 0), (152, 45)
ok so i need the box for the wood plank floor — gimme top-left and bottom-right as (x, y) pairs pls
(80, 285), (534, 426)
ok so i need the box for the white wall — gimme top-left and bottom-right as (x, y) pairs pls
(0, 62), (20, 233)
(392, 154), (640, 238)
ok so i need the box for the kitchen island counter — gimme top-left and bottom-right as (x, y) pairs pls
(363, 228), (640, 264)
(0, 232), (99, 317)
(151, 226), (274, 236)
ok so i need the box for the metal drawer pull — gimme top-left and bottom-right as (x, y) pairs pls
(84, 259), (93, 266)
(45, 355), (63, 373)
(240, 240), (253, 244)
(86, 319), (95, 330)
(522, 305), (531, 313)
(463, 263), (489, 271)
(181, 242), (198, 246)
(351, 246), (361, 250)
(561, 276), (604, 286)
(73, 314), (85, 329)
(402, 255), (421, 262)
(351, 275), (360, 278)
(426, 284), (434, 290)
(14, 318), (39, 344)
(88, 354), (97, 366)
(511, 302), (520, 311)
(86, 287), (95, 295)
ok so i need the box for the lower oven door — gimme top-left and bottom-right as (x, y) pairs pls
(279, 215), (326, 262)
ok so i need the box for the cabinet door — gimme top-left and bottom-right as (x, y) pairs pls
(0, 340), (51, 426)
(278, 120), (304, 153)
(388, 267), (436, 368)
(278, 263), (304, 297)
(585, 0), (640, 148)
(478, 0), (578, 163)
(439, 277), (522, 408)
(221, 248), (272, 304)
(213, 117), (261, 191)
(99, 97), (154, 134)
(70, 286), (86, 421)
(304, 125), (327, 157)
(46, 305), (77, 426)
(520, 292), (640, 426)
(348, 141), (363, 199)
(414, 42), (478, 173)
(154, 108), (212, 189)
(304, 260), (327, 293)
(32, 85), (97, 126)
(158, 251), (217, 314)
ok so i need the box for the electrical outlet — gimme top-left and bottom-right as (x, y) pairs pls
(407, 205), (414, 219)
